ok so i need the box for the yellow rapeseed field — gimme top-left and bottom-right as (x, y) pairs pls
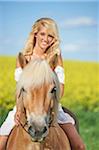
(0, 56), (99, 111)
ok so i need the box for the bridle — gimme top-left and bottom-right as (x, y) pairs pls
(17, 86), (57, 138)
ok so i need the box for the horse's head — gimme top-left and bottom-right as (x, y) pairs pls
(16, 58), (60, 142)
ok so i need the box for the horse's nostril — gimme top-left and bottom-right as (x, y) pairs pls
(28, 126), (35, 135)
(42, 126), (47, 134)
(28, 124), (48, 139)
(28, 126), (32, 131)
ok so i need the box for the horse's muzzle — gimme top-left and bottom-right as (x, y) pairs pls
(28, 125), (48, 142)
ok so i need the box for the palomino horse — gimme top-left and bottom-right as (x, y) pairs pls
(6, 58), (71, 150)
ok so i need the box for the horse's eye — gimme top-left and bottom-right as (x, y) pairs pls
(51, 87), (56, 94)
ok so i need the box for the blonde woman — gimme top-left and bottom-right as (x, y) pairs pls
(0, 18), (85, 150)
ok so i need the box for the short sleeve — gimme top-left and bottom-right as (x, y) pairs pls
(14, 67), (23, 82)
(54, 66), (65, 84)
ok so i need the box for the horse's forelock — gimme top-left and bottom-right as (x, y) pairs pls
(17, 58), (54, 90)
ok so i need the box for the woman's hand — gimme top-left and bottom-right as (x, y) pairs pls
(14, 110), (21, 126)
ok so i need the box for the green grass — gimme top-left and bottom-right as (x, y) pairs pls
(75, 109), (99, 150)
(0, 56), (99, 149)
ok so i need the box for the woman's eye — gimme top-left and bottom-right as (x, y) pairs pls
(49, 35), (53, 37)
(48, 35), (54, 38)
(40, 32), (45, 36)
(50, 87), (56, 94)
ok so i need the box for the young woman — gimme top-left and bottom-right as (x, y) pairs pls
(0, 18), (85, 150)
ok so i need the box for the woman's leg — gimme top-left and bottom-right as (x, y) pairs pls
(0, 135), (8, 150)
(59, 123), (86, 150)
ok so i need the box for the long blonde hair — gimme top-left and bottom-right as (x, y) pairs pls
(22, 18), (60, 68)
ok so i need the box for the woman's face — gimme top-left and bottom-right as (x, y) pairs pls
(35, 25), (54, 52)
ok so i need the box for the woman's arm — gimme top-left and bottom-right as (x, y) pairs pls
(15, 53), (28, 81)
(15, 59), (21, 83)
(55, 53), (65, 98)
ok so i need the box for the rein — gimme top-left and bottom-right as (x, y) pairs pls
(18, 120), (29, 135)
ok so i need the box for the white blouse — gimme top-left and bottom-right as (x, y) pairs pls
(54, 65), (65, 84)
(14, 67), (22, 82)
(14, 65), (65, 84)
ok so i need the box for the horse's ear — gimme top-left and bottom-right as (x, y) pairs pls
(18, 52), (27, 68)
